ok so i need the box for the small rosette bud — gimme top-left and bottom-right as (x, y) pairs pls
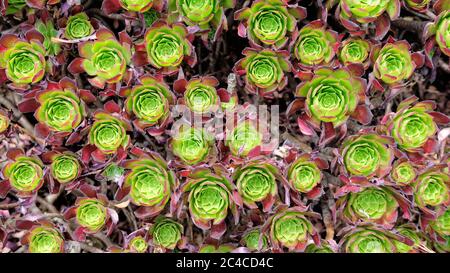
(390, 159), (416, 186)
(242, 228), (269, 251)
(413, 169), (449, 210)
(292, 20), (337, 67)
(340, 133), (394, 178)
(125, 75), (175, 129)
(65, 13), (94, 40)
(50, 153), (81, 184)
(88, 112), (130, 154)
(225, 120), (263, 157)
(340, 226), (398, 253)
(233, 159), (278, 211)
(149, 217), (183, 250)
(75, 198), (108, 233)
(234, 47), (291, 96)
(171, 125), (213, 165)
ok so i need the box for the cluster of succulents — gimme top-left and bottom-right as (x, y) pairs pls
(0, 0), (449, 254)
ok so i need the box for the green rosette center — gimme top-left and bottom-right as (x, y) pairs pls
(172, 127), (211, 165)
(29, 227), (64, 253)
(51, 154), (80, 184)
(76, 199), (107, 232)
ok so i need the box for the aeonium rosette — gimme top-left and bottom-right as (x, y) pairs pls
(339, 132), (394, 180)
(64, 13), (95, 40)
(390, 158), (417, 186)
(102, 0), (165, 14)
(42, 149), (82, 193)
(115, 147), (176, 219)
(338, 225), (409, 253)
(290, 20), (339, 70)
(63, 184), (118, 241)
(284, 152), (329, 200)
(333, 0), (401, 39)
(170, 124), (215, 166)
(335, 184), (411, 229)
(392, 224), (427, 253)
(424, 2), (450, 61)
(338, 37), (372, 69)
(225, 118), (265, 158)
(290, 67), (371, 146)
(370, 38), (424, 89)
(167, 0), (235, 41)
(173, 75), (221, 117)
(428, 207), (450, 240)
(412, 165), (449, 215)
(123, 75), (175, 136)
(262, 206), (320, 252)
(87, 111), (132, 162)
(241, 228), (269, 252)
(181, 167), (241, 239)
(109, 229), (149, 253)
(68, 28), (132, 89)
(233, 47), (291, 97)
(0, 149), (44, 198)
(134, 21), (196, 75)
(235, 0), (306, 49)
(20, 221), (65, 253)
(233, 157), (279, 212)
(305, 240), (339, 253)
(0, 33), (46, 88)
(404, 0), (432, 12)
(383, 96), (450, 154)
(149, 216), (184, 251)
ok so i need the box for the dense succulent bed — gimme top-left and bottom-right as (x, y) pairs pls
(0, 0), (449, 254)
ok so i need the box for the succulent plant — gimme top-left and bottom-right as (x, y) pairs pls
(385, 96), (450, 152)
(2, 155), (44, 196)
(68, 28), (132, 89)
(4, 0), (27, 15)
(35, 19), (61, 56)
(235, 0), (305, 48)
(75, 198), (108, 233)
(65, 13), (94, 40)
(392, 224), (424, 253)
(430, 208), (450, 237)
(337, 186), (402, 227)
(50, 152), (81, 184)
(149, 217), (183, 250)
(404, 0), (432, 12)
(181, 76), (220, 114)
(88, 112), (131, 155)
(340, 133), (394, 179)
(242, 228), (268, 251)
(371, 39), (422, 86)
(338, 37), (371, 67)
(413, 168), (449, 211)
(171, 125), (214, 165)
(287, 153), (327, 195)
(168, 0), (235, 40)
(339, 226), (398, 253)
(119, 151), (175, 218)
(233, 47), (291, 96)
(135, 21), (196, 75)
(26, 225), (64, 253)
(390, 158), (416, 186)
(233, 158), (278, 211)
(124, 75), (175, 131)
(119, 0), (155, 12)
(0, 34), (46, 86)
(199, 244), (235, 253)
(265, 207), (318, 251)
(128, 236), (148, 253)
(181, 168), (238, 237)
(225, 119), (263, 157)
(295, 67), (370, 129)
(434, 235), (450, 253)
(291, 20), (338, 68)
(35, 80), (86, 133)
